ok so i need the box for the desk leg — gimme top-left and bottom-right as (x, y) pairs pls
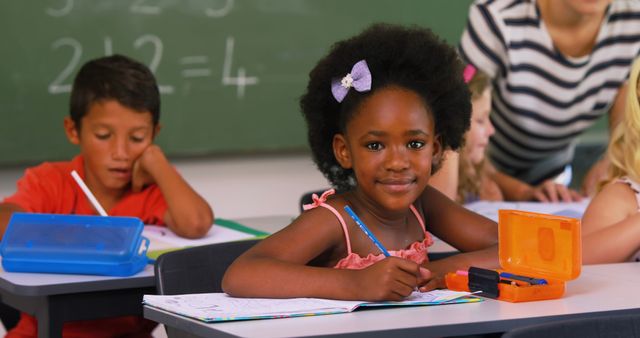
(33, 287), (155, 338)
(1, 286), (155, 338)
(36, 297), (63, 338)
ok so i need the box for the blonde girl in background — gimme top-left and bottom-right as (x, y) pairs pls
(582, 57), (640, 264)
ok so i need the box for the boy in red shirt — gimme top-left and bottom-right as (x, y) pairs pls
(0, 54), (214, 337)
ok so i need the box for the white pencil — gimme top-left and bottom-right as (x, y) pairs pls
(70, 170), (108, 216)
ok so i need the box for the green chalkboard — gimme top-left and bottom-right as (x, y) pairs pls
(0, 0), (474, 166)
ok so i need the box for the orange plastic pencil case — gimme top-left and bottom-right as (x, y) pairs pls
(445, 209), (581, 302)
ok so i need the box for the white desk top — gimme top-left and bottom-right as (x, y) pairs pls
(144, 263), (640, 338)
(0, 258), (155, 296)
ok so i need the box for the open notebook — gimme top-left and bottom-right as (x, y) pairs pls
(143, 290), (481, 322)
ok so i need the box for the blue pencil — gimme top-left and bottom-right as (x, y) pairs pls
(344, 206), (390, 257)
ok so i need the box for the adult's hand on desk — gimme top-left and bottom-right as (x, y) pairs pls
(530, 180), (583, 202)
(493, 170), (581, 202)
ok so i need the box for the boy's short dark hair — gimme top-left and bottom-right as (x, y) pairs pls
(69, 54), (160, 128)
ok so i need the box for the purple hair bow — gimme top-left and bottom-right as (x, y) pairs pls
(331, 60), (372, 102)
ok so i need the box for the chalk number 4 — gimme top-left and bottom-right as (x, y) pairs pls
(222, 37), (258, 99)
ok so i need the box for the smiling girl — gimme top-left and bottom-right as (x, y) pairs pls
(222, 24), (498, 301)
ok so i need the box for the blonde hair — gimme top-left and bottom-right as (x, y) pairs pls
(458, 69), (491, 202)
(601, 57), (640, 189)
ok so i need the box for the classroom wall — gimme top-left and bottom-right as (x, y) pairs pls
(168, 153), (328, 219)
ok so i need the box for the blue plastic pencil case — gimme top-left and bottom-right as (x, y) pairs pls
(0, 213), (149, 276)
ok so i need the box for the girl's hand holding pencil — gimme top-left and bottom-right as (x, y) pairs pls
(352, 257), (432, 301)
(343, 205), (434, 300)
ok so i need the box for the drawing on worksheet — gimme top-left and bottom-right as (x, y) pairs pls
(143, 225), (253, 252)
(143, 218), (268, 260)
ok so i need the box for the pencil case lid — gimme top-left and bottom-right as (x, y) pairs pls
(0, 213), (148, 276)
(498, 210), (581, 282)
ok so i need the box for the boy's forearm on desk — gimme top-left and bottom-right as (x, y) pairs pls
(148, 157), (214, 238)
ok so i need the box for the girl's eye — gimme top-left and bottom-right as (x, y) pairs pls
(407, 140), (425, 149)
(366, 142), (383, 151)
(95, 133), (110, 140)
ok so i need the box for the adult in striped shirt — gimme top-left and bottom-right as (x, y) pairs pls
(460, 0), (640, 200)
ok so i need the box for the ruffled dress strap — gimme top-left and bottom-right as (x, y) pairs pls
(302, 189), (352, 254)
(409, 204), (433, 246)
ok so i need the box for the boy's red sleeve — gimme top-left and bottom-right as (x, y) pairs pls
(2, 165), (59, 213)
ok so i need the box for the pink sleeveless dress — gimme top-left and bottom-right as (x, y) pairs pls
(617, 177), (640, 262)
(302, 189), (433, 269)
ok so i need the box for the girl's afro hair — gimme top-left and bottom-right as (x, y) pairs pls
(300, 23), (471, 191)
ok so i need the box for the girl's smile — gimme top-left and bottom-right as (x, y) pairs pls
(376, 176), (417, 194)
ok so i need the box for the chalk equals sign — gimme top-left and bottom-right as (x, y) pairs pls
(180, 56), (212, 77)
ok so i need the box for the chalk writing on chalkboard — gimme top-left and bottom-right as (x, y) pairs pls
(46, 0), (235, 18)
(45, 0), (257, 99)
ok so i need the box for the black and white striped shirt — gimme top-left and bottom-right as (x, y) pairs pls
(460, 0), (640, 184)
